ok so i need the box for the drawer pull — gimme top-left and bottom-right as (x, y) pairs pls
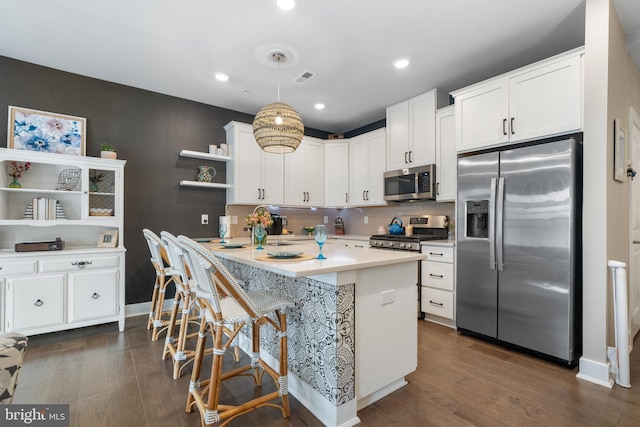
(354, 245), (364, 248)
(71, 261), (93, 269)
(429, 300), (443, 307)
(92, 293), (100, 300)
(429, 252), (444, 256)
(429, 274), (444, 278)
(34, 299), (44, 307)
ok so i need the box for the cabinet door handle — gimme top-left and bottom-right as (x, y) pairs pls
(429, 252), (444, 257)
(363, 190), (366, 201)
(436, 182), (440, 195)
(366, 190), (369, 201)
(261, 189), (265, 199)
(34, 299), (44, 307)
(408, 151), (412, 163)
(92, 292), (100, 300)
(429, 273), (444, 278)
(510, 117), (515, 135)
(503, 118), (507, 135)
(405, 151), (408, 163)
(71, 261), (93, 269)
(345, 193), (348, 203)
(429, 300), (444, 307)
(258, 188), (261, 199)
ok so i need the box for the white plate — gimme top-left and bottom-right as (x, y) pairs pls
(267, 251), (303, 259)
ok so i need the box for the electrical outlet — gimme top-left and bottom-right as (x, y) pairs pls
(364, 215), (368, 224)
(381, 289), (395, 305)
(201, 214), (208, 225)
(324, 216), (328, 224)
(231, 215), (238, 224)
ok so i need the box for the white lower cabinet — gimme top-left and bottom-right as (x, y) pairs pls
(1, 250), (125, 335)
(421, 244), (456, 328)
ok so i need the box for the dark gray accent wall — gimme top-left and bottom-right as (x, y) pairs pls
(0, 55), (329, 305)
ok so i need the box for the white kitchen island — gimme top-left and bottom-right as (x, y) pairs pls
(203, 240), (423, 427)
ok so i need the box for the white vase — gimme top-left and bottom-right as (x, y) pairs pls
(101, 151), (117, 159)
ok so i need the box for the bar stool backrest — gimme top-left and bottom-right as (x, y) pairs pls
(160, 231), (191, 293)
(177, 236), (261, 321)
(143, 228), (170, 274)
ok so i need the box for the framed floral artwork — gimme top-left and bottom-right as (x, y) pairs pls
(7, 106), (86, 156)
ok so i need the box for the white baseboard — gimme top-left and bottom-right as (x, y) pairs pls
(125, 299), (175, 318)
(576, 356), (614, 388)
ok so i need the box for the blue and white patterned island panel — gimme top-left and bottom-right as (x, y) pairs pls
(221, 258), (356, 406)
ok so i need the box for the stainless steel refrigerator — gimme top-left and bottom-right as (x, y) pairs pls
(456, 137), (581, 366)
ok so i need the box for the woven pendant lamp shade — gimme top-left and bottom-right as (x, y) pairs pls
(253, 102), (304, 153)
(253, 50), (304, 153)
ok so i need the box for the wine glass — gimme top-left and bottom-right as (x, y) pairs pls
(219, 223), (228, 244)
(254, 223), (266, 250)
(314, 224), (327, 260)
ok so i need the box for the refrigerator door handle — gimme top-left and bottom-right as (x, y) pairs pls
(489, 178), (497, 270)
(496, 177), (505, 271)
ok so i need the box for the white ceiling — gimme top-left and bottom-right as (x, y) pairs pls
(0, 1), (638, 134)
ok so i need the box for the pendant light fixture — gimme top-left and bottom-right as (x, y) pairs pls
(253, 51), (304, 154)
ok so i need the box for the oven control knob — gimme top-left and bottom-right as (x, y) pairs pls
(399, 243), (406, 248)
(384, 241), (393, 247)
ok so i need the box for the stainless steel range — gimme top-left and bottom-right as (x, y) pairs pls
(369, 215), (450, 319)
(369, 215), (449, 252)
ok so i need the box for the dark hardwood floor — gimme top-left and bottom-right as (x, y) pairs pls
(14, 315), (640, 426)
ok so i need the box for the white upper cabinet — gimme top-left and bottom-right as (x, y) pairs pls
(225, 121), (284, 205)
(284, 136), (325, 206)
(435, 106), (457, 202)
(349, 129), (387, 207)
(452, 48), (583, 153)
(386, 89), (436, 170)
(324, 141), (349, 207)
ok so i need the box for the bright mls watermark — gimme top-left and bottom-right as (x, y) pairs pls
(2, 405), (69, 426)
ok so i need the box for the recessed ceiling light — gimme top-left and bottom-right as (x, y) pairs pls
(394, 59), (410, 69)
(276, 0), (295, 10)
(214, 72), (230, 82)
(314, 103), (325, 110)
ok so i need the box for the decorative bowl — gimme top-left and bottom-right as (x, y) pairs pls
(303, 226), (316, 236)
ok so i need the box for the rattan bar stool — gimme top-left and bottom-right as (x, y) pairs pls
(178, 235), (294, 427)
(143, 228), (177, 341)
(160, 231), (214, 379)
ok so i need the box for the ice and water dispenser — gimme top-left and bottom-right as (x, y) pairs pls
(466, 200), (489, 239)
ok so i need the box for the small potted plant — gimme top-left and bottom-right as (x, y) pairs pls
(89, 170), (104, 192)
(100, 143), (117, 159)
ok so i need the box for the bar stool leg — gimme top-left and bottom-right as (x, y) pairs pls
(147, 275), (161, 330)
(186, 313), (209, 414)
(278, 310), (291, 417)
(162, 290), (182, 360)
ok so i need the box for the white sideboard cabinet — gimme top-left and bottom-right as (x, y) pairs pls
(0, 148), (126, 336)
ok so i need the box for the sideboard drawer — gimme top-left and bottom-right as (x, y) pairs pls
(40, 255), (119, 273)
(0, 260), (38, 276)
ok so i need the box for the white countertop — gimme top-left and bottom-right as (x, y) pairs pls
(202, 239), (424, 278)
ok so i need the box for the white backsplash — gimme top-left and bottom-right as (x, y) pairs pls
(225, 201), (454, 238)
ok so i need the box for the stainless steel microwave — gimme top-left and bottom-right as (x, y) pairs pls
(383, 164), (436, 201)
